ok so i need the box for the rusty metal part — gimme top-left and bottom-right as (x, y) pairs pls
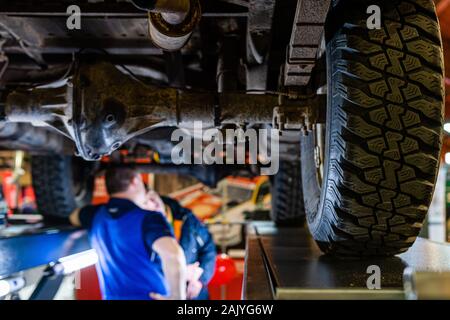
(4, 59), (318, 160)
(284, 0), (331, 87)
(245, 0), (276, 90)
(0, 122), (72, 153)
(246, 0), (276, 65)
(0, 20), (46, 68)
(0, 38), (8, 80)
(273, 106), (311, 133)
(4, 60), (284, 161)
(273, 93), (325, 135)
(131, 0), (190, 14)
(273, 105), (315, 135)
(148, 0), (201, 51)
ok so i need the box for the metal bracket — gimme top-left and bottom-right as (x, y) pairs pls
(272, 96), (320, 134)
(273, 106), (307, 132)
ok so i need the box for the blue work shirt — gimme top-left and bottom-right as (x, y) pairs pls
(79, 198), (174, 300)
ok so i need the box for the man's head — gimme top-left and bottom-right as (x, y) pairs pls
(105, 167), (147, 205)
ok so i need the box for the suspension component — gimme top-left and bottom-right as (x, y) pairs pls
(272, 93), (323, 135)
(131, 0), (191, 13)
(4, 59), (320, 161)
(4, 59), (279, 161)
(147, 0), (201, 51)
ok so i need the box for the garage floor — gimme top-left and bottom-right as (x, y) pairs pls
(244, 222), (450, 300)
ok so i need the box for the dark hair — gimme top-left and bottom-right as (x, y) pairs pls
(105, 167), (138, 195)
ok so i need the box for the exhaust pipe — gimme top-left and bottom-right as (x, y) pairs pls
(131, 0), (201, 51)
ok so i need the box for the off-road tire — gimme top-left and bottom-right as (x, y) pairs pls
(271, 159), (306, 226)
(31, 155), (95, 218)
(301, 0), (445, 256)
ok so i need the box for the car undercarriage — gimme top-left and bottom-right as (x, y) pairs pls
(0, 0), (322, 158)
(0, 0), (446, 257)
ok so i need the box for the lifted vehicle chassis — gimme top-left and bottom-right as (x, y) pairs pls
(3, 59), (320, 161)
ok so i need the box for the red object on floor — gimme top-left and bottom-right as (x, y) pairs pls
(208, 257), (244, 300)
(209, 254), (237, 286)
(75, 265), (102, 300)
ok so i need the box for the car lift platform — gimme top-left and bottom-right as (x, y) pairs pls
(0, 225), (91, 299)
(0, 226), (90, 278)
(243, 222), (450, 300)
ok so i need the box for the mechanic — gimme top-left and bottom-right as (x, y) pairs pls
(145, 192), (217, 300)
(163, 196), (217, 300)
(69, 167), (187, 300)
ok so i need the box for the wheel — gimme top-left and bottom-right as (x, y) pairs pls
(301, 0), (445, 256)
(271, 157), (306, 226)
(270, 159), (306, 226)
(31, 155), (95, 218)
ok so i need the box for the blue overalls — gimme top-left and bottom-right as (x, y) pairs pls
(79, 198), (174, 300)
